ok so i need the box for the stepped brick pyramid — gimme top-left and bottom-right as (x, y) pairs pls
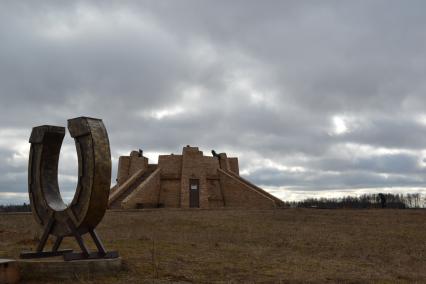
(108, 146), (285, 209)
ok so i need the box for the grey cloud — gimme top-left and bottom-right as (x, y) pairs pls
(311, 153), (422, 174)
(249, 167), (425, 190)
(343, 117), (426, 149)
(1, 1), (426, 203)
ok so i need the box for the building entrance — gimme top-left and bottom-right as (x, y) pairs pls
(189, 179), (199, 208)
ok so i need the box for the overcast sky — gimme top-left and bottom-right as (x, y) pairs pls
(1, 1), (426, 204)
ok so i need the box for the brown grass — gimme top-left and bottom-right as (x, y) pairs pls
(0, 208), (425, 283)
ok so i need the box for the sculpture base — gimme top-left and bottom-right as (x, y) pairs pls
(17, 257), (122, 281)
(0, 259), (20, 284)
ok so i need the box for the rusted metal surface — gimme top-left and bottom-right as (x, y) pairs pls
(21, 117), (117, 260)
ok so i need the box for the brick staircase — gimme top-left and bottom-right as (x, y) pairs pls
(219, 169), (285, 207)
(109, 167), (156, 209)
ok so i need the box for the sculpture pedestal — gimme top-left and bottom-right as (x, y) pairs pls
(0, 259), (20, 284)
(17, 257), (122, 281)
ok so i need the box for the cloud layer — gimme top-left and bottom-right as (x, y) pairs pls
(1, 1), (426, 203)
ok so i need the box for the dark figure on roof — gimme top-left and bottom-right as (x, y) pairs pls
(211, 150), (219, 158)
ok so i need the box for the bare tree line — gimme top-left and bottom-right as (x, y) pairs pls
(286, 193), (425, 209)
(0, 203), (31, 212)
(0, 193), (424, 212)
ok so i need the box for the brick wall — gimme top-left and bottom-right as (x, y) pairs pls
(158, 155), (182, 177)
(117, 152), (148, 186)
(228, 158), (239, 175)
(218, 153), (230, 171)
(207, 178), (224, 208)
(117, 156), (130, 185)
(128, 151), (148, 177)
(159, 179), (181, 207)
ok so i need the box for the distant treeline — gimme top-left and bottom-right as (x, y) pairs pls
(286, 193), (425, 209)
(0, 193), (424, 211)
(0, 203), (31, 212)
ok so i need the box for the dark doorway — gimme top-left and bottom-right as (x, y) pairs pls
(189, 179), (200, 208)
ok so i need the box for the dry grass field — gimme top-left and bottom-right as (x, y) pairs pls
(0, 208), (425, 283)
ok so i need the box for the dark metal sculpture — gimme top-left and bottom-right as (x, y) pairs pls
(211, 150), (219, 158)
(20, 117), (118, 261)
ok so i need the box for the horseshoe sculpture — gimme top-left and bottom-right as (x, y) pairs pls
(20, 117), (118, 261)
